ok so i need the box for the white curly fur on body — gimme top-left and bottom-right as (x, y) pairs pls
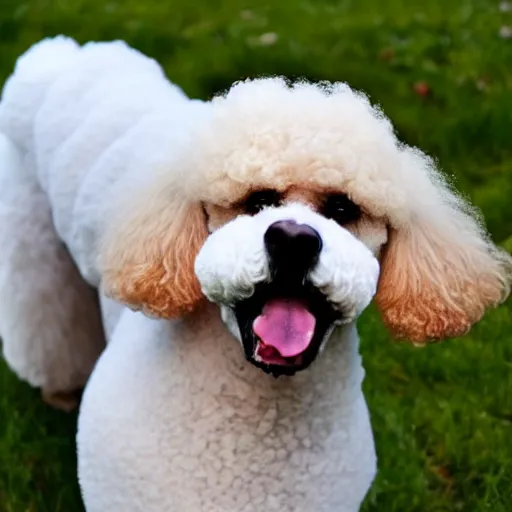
(78, 308), (376, 512)
(0, 36), (510, 512)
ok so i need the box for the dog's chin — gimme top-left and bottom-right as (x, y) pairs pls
(233, 280), (341, 377)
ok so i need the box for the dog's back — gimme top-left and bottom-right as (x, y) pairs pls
(0, 37), (159, 404)
(0, 36), (203, 406)
(0, 129), (104, 408)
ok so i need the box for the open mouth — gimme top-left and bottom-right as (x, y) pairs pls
(234, 280), (340, 376)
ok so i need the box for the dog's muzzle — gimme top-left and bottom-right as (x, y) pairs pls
(235, 219), (340, 377)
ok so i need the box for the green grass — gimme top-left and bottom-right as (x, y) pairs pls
(0, 0), (511, 510)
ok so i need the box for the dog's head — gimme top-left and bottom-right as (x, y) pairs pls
(100, 78), (511, 376)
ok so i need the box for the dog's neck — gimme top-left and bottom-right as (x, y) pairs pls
(173, 302), (366, 408)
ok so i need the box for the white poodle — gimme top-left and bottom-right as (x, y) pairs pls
(0, 37), (510, 512)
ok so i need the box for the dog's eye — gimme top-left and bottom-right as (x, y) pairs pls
(323, 194), (361, 225)
(243, 190), (281, 215)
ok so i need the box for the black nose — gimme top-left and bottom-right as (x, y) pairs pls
(264, 220), (322, 279)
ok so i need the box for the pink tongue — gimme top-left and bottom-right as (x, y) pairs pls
(253, 299), (316, 357)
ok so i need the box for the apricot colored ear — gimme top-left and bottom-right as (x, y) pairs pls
(376, 218), (511, 344)
(101, 194), (208, 318)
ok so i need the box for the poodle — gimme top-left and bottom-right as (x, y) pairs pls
(0, 37), (510, 512)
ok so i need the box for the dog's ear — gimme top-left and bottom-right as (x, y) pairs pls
(100, 186), (208, 318)
(375, 154), (511, 344)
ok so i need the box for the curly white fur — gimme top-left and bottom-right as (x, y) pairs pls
(78, 307), (376, 512)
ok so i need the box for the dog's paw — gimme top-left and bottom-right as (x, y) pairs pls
(41, 388), (83, 412)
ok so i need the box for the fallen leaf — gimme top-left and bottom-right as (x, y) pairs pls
(240, 10), (255, 20)
(259, 32), (278, 46)
(499, 26), (512, 39)
(413, 81), (430, 97)
(499, 1), (511, 12)
(379, 47), (395, 61)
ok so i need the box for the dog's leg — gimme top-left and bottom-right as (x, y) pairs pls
(0, 134), (105, 409)
(41, 388), (83, 412)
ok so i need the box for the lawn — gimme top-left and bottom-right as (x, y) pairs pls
(0, 0), (511, 511)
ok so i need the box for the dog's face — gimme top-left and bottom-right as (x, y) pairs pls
(100, 78), (511, 375)
(195, 191), (384, 376)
